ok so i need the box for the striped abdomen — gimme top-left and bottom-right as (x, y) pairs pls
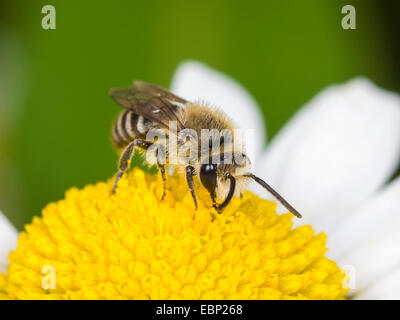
(111, 109), (153, 148)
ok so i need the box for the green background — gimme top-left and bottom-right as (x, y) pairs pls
(0, 0), (399, 229)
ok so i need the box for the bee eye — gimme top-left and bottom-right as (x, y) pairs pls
(200, 164), (217, 194)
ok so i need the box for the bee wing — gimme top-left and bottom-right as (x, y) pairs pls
(109, 81), (187, 131)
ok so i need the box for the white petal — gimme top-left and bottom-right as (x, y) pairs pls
(170, 61), (266, 163)
(0, 210), (18, 274)
(323, 177), (400, 294)
(327, 176), (400, 260)
(356, 268), (400, 300)
(337, 232), (400, 294)
(257, 78), (400, 233)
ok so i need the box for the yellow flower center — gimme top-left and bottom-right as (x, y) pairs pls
(0, 169), (348, 299)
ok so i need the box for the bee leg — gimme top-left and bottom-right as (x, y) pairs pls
(112, 139), (152, 194)
(158, 163), (167, 201)
(214, 174), (236, 213)
(185, 166), (198, 211)
(210, 192), (217, 210)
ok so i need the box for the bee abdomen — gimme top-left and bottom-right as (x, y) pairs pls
(112, 110), (148, 148)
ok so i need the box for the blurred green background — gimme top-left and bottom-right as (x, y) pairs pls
(0, 0), (399, 229)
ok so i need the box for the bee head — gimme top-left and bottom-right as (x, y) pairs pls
(200, 163), (217, 196)
(200, 153), (252, 211)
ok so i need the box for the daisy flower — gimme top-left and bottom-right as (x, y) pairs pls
(0, 61), (398, 299)
(0, 170), (347, 299)
(171, 61), (400, 299)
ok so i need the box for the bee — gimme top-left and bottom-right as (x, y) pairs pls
(109, 81), (301, 218)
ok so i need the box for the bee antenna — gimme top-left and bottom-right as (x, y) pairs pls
(246, 174), (302, 218)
